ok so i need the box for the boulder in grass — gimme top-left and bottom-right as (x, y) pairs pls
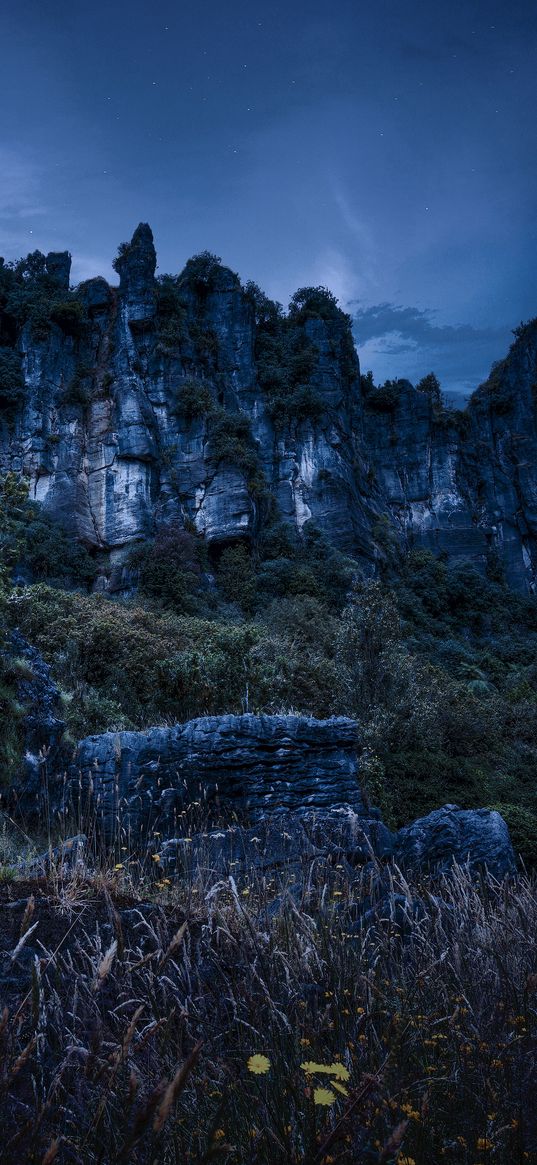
(394, 805), (516, 878)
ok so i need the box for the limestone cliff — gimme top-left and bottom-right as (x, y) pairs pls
(1, 225), (536, 589)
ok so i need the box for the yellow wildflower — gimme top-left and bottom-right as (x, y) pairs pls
(247, 1054), (271, 1075)
(313, 1088), (336, 1106)
(300, 1061), (350, 1081)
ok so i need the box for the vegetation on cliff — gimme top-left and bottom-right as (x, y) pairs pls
(1, 471), (537, 859)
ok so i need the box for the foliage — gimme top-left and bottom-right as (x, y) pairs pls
(177, 251), (231, 293)
(0, 347), (25, 413)
(155, 275), (190, 352)
(170, 376), (215, 421)
(0, 475), (34, 776)
(0, 473), (95, 591)
(129, 524), (204, 614)
(49, 298), (87, 336)
(416, 371), (442, 408)
(217, 545), (257, 614)
(288, 284), (349, 325)
(1, 251), (87, 341)
(363, 378), (401, 412)
(208, 409), (261, 478)
(61, 365), (93, 407)
(255, 317), (323, 424)
(1, 861), (537, 1162)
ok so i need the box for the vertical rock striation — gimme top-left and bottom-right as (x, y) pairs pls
(1, 225), (536, 588)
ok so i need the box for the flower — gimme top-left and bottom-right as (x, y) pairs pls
(114, 863), (124, 870)
(313, 1088), (337, 1106)
(247, 1054), (271, 1075)
(151, 854), (161, 862)
(300, 1061), (350, 1081)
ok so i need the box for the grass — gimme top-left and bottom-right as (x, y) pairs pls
(0, 834), (537, 1164)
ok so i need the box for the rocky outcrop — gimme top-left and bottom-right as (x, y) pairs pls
(157, 806), (394, 879)
(70, 714), (363, 843)
(393, 803), (516, 877)
(362, 320), (537, 589)
(64, 713), (517, 879)
(1, 225), (536, 588)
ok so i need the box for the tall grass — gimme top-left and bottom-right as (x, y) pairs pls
(1, 854), (537, 1163)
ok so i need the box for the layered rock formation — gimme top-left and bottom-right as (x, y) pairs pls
(67, 713), (515, 877)
(71, 713), (364, 842)
(2, 224), (535, 588)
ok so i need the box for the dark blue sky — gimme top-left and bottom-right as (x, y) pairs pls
(1, 0), (536, 397)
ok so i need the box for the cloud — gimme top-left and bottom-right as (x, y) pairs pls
(352, 302), (514, 400)
(0, 147), (48, 257)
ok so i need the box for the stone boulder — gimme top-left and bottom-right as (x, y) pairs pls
(157, 805), (394, 878)
(70, 714), (363, 844)
(394, 804), (516, 878)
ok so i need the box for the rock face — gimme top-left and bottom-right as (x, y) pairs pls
(71, 713), (363, 843)
(394, 804), (517, 878)
(65, 713), (516, 879)
(158, 806), (394, 879)
(3, 224), (535, 588)
(362, 321), (537, 590)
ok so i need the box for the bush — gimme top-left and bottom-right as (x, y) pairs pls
(364, 380), (401, 412)
(489, 803), (537, 865)
(0, 347), (25, 412)
(61, 366), (92, 407)
(288, 285), (348, 324)
(208, 410), (260, 477)
(255, 322), (323, 424)
(217, 545), (257, 614)
(130, 525), (204, 613)
(22, 514), (96, 587)
(49, 298), (87, 336)
(171, 377), (214, 421)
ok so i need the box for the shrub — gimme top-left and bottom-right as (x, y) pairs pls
(49, 298), (87, 336)
(155, 275), (189, 352)
(130, 525), (204, 613)
(288, 285), (348, 324)
(178, 250), (227, 292)
(217, 544), (257, 614)
(255, 323), (323, 425)
(416, 371), (442, 408)
(61, 366), (92, 407)
(0, 347), (25, 412)
(22, 514), (96, 587)
(171, 377), (214, 421)
(364, 379), (401, 412)
(208, 410), (260, 477)
(488, 803), (537, 864)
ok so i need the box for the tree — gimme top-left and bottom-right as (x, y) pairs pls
(416, 372), (442, 409)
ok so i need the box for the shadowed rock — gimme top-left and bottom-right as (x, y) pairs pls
(71, 713), (363, 844)
(394, 803), (517, 878)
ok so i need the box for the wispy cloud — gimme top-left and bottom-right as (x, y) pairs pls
(0, 147), (48, 257)
(352, 302), (514, 399)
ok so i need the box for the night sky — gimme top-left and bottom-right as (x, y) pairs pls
(1, 0), (536, 398)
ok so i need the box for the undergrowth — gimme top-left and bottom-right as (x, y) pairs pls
(0, 856), (536, 1163)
